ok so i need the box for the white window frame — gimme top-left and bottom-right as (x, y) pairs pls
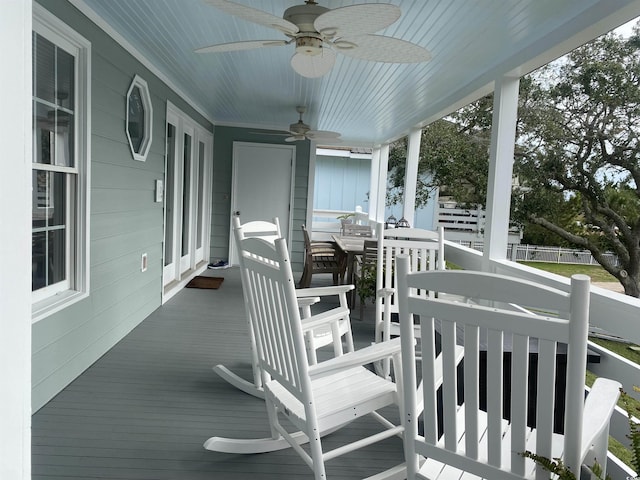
(126, 74), (153, 162)
(32, 4), (91, 322)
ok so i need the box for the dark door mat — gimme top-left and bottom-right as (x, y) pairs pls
(185, 276), (224, 289)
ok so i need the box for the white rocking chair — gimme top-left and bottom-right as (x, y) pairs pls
(374, 223), (445, 378)
(396, 256), (621, 480)
(206, 233), (408, 479)
(214, 216), (355, 399)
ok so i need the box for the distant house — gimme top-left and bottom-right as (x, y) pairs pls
(313, 147), (521, 245)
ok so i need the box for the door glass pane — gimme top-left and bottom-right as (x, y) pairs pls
(164, 124), (176, 267)
(181, 133), (192, 257)
(196, 141), (205, 249)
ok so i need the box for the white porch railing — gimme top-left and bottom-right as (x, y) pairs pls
(309, 215), (638, 477)
(444, 241), (639, 480)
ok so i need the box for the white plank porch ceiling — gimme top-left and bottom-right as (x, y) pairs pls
(75, 0), (640, 146)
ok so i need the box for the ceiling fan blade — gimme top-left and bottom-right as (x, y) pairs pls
(334, 34), (431, 63)
(204, 0), (298, 36)
(314, 3), (400, 39)
(285, 135), (305, 142)
(248, 131), (291, 137)
(290, 48), (336, 78)
(195, 40), (288, 54)
(306, 130), (341, 139)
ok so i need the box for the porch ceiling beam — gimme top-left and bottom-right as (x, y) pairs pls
(484, 75), (520, 263)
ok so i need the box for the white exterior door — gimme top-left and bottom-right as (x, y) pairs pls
(163, 103), (213, 288)
(229, 142), (295, 265)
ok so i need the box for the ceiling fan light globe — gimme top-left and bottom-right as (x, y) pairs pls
(290, 48), (335, 78)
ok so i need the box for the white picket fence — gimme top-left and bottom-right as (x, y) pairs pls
(456, 241), (621, 266)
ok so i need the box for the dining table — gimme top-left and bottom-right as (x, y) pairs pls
(332, 234), (366, 288)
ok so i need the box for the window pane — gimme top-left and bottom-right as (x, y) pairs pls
(128, 86), (145, 152)
(31, 228), (66, 292)
(32, 170), (48, 228)
(32, 171), (67, 228)
(34, 34), (55, 104)
(56, 47), (74, 110)
(50, 172), (67, 227)
(55, 110), (74, 167)
(34, 102), (55, 164)
(49, 228), (66, 285)
(32, 231), (47, 290)
(32, 170), (68, 293)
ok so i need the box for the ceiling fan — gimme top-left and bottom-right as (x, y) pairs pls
(196, 0), (431, 78)
(257, 106), (341, 142)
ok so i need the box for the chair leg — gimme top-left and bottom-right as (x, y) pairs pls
(299, 265), (310, 288)
(305, 331), (318, 365)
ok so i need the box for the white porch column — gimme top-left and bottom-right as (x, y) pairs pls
(375, 144), (390, 222)
(0, 1), (32, 479)
(484, 75), (520, 263)
(403, 128), (422, 225)
(368, 147), (381, 221)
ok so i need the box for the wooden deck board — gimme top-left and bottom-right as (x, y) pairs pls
(32, 268), (404, 479)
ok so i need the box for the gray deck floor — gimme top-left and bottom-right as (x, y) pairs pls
(32, 268), (405, 479)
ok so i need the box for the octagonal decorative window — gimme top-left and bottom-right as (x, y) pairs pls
(126, 75), (153, 162)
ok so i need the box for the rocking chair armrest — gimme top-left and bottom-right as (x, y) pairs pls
(297, 296), (321, 309)
(308, 337), (407, 379)
(376, 287), (395, 299)
(296, 285), (355, 298)
(579, 377), (622, 462)
(299, 306), (350, 332)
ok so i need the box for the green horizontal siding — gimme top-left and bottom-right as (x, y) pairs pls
(32, 0), (212, 411)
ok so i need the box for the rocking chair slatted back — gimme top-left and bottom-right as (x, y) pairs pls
(241, 236), (309, 399)
(233, 228), (407, 479)
(397, 257), (621, 480)
(374, 223), (445, 378)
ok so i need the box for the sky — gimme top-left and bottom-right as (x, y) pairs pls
(614, 17), (638, 37)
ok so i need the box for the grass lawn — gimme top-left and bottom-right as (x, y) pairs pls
(519, 261), (618, 282)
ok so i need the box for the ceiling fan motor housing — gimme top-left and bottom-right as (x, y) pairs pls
(290, 120), (310, 134)
(284, 3), (329, 56)
(295, 36), (325, 56)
